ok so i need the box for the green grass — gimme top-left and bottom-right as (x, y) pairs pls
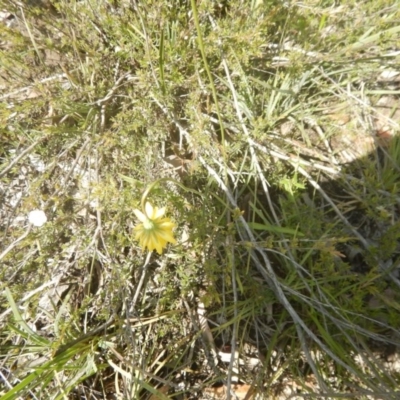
(1, 0), (400, 398)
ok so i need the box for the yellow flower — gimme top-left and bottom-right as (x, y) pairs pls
(133, 202), (176, 254)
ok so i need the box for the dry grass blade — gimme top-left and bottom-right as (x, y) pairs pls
(2, 1), (400, 399)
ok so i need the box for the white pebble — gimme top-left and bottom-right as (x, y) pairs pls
(28, 210), (47, 227)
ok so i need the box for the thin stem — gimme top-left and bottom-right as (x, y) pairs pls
(131, 251), (152, 308)
(140, 177), (202, 213)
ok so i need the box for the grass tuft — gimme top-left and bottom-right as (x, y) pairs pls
(1, 0), (400, 398)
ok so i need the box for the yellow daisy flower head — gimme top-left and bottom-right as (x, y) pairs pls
(133, 202), (176, 254)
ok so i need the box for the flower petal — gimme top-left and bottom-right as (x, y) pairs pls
(157, 231), (176, 244)
(133, 209), (147, 223)
(147, 234), (157, 252)
(154, 239), (163, 254)
(158, 220), (175, 229)
(154, 206), (166, 219)
(142, 231), (153, 248)
(145, 202), (154, 219)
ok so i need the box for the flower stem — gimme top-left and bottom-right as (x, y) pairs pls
(140, 177), (202, 213)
